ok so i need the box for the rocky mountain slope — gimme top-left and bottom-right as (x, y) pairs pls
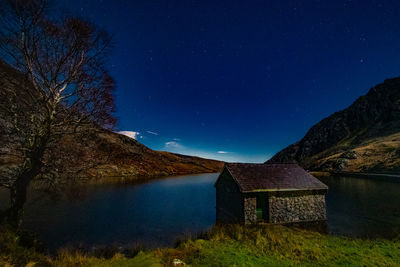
(268, 78), (400, 173)
(0, 59), (223, 184)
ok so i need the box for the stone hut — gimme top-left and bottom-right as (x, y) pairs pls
(215, 163), (328, 224)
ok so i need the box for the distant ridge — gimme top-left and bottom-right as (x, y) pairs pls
(0, 59), (223, 183)
(268, 78), (400, 174)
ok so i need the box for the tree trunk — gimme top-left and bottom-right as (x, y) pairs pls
(5, 132), (49, 227)
(7, 174), (30, 227)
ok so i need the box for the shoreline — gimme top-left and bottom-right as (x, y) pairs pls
(311, 171), (400, 180)
(82, 170), (221, 186)
(330, 171), (400, 181)
(27, 170), (222, 189)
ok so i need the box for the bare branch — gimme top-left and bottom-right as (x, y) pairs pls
(0, 0), (116, 224)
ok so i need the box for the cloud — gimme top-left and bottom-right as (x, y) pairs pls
(217, 151), (229, 154)
(146, 130), (158, 136)
(173, 138), (181, 141)
(117, 131), (140, 140)
(165, 141), (183, 148)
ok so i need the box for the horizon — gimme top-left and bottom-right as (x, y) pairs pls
(62, 0), (400, 162)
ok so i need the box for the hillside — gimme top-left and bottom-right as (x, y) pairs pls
(54, 128), (224, 180)
(268, 78), (400, 173)
(0, 59), (223, 184)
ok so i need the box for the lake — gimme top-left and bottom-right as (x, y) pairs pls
(0, 173), (399, 251)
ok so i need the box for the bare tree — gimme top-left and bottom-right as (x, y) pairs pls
(0, 0), (116, 226)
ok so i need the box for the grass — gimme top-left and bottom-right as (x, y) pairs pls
(53, 251), (162, 267)
(310, 171), (331, 177)
(0, 224), (52, 267)
(305, 132), (400, 173)
(1, 224), (400, 266)
(159, 225), (400, 266)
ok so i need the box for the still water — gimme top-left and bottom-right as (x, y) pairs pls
(319, 175), (400, 239)
(0, 173), (399, 250)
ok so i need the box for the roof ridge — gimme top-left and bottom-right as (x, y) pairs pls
(222, 163), (328, 192)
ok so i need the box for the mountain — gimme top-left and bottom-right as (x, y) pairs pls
(0, 59), (223, 184)
(268, 78), (400, 174)
(53, 128), (224, 180)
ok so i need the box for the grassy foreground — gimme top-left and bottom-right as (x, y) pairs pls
(1, 224), (400, 267)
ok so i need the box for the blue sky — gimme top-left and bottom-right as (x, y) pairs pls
(63, 0), (400, 162)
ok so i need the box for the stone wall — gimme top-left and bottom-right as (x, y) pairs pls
(215, 169), (244, 223)
(244, 197), (257, 224)
(268, 193), (326, 224)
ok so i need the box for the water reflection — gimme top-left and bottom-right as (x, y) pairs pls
(22, 173), (218, 250)
(0, 173), (399, 251)
(320, 175), (400, 239)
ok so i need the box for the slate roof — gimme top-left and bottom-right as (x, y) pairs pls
(224, 163), (328, 193)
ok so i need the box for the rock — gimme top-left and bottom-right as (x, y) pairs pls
(334, 158), (348, 171)
(172, 259), (187, 266)
(244, 197), (257, 224)
(340, 151), (358, 159)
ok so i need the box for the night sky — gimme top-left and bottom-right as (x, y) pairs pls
(61, 0), (400, 162)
